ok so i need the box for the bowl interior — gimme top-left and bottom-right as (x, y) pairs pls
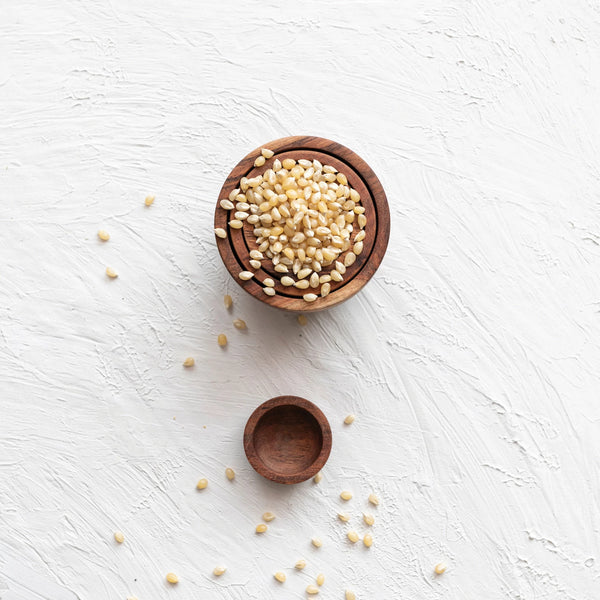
(253, 404), (323, 476)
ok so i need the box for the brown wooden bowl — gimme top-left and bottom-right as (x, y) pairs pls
(243, 396), (332, 484)
(214, 136), (390, 312)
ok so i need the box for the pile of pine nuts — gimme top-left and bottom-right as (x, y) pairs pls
(215, 149), (367, 302)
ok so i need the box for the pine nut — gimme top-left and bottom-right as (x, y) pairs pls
(274, 571), (286, 582)
(263, 278), (275, 287)
(337, 512), (350, 522)
(105, 267), (118, 278)
(263, 287), (276, 296)
(303, 293), (317, 302)
(217, 334), (227, 347)
(183, 357), (195, 367)
(316, 573), (325, 586)
(344, 414), (355, 424)
(214, 227), (227, 238)
(345, 591), (356, 600)
(311, 537), (322, 548)
(114, 531), (124, 543)
(225, 467), (235, 480)
(347, 531), (359, 543)
(262, 512), (275, 522)
(144, 195), (155, 206)
(274, 264), (289, 273)
(166, 573), (178, 584)
(353, 241), (364, 255)
(213, 566), (226, 576)
(434, 562), (447, 574)
(363, 533), (373, 547)
(233, 319), (246, 330)
(306, 585), (319, 595)
(310, 272), (319, 288)
(330, 270), (343, 282)
(294, 279), (310, 289)
(255, 155), (266, 167)
(220, 199), (234, 210)
(363, 513), (374, 526)
(281, 276), (294, 286)
(250, 250), (264, 260)
(256, 523), (268, 533)
(239, 271), (253, 280)
(295, 559), (306, 570)
(249, 259), (261, 269)
(335, 261), (346, 274)
(261, 148), (274, 159)
(98, 230), (110, 241)
(340, 491), (352, 501)
(368, 493), (379, 506)
(229, 219), (244, 229)
(344, 252), (357, 267)
(358, 213), (367, 228)
(313, 470), (322, 482)
(196, 478), (208, 490)
(224, 294), (233, 309)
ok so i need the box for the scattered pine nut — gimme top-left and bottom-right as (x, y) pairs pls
(218, 333), (227, 347)
(254, 155), (266, 167)
(337, 512), (350, 522)
(220, 199), (234, 210)
(347, 531), (359, 543)
(114, 531), (124, 543)
(316, 573), (325, 586)
(225, 467), (235, 481)
(238, 271), (253, 280)
(274, 571), (286, 583)
(306, 584), (319, 595)
(311, 537), (323, 548)
(340, 491), (353, 501)
(144, 195), (155, 206)
(363, 533), (373, 548)
(256, 523), (268, 533)
(368, 493), (379, 506)
(263, 278), (275, 287)
(229, 219), (244, 229)
(261, 148), (274, 159)
(224, 294), (233, 309)
(233, 318), (246, 330)
(298, 314), (308, 326)
(105, 267), (118, 278)
(344, 414), (355, 425)
(434, 562), (447, 575)
(213, 566), (226, 576)
(321, 282), (331, 297)
(166, 572), (178, 584)
(303, 293), (318, 302)
(295, 559), (307, 570)
(196, 478), (208, 490)
(183, 357), (195, 367)
(313, 470), (322, 483)
(214, 227), (227, 239)
(262, 512), (275, 522)
(263, 287), (276, 296)
(363, 513), (374, 526)
(98, 230), (110, 241)
(345, 591), (356, 600)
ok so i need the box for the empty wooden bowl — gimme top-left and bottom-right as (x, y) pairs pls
(243, 396), (332, 484)
(214, 135), (390, 311)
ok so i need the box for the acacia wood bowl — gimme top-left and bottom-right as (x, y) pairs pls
(214, 136), (390, 311)
(243, 396), (332, 485)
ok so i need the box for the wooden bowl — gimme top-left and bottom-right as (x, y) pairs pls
(243, 396), (332, 484)
(214, 136), (390, 311)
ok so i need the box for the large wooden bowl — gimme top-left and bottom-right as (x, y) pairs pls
(243, 396), (332, 485)
(214, 136), (390, 311)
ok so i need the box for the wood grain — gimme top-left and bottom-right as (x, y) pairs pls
(243, 396), (332, 485)
(214, 136), (390, 311)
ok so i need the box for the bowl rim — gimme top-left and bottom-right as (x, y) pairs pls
(214, 135), (390, 312)
(243, 395), (332, 484)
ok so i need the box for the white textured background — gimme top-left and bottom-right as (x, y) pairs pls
(1, 1), (599, 598)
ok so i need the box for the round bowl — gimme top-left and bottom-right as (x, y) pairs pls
(214, 135), (390, 311)
(243, 395), (332, 484)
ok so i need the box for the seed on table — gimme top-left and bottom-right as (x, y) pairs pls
(233, 319), (247, 330)
(368, 493), (379, 506)
(363, 533), (373, 548)
(196, 478), (208, 490)
(220, 199), (235, 210)
(213, 566), (226, 576)
(224, 294), (233, 309)
(303, 293), (317, 302)
(166, 572), (178, 584)
(306, 584), (319, 595)
(97, 230), (110, 241)
(262, 511), (275, 522)
(183, 357), (195, 367)
(281, 276), (294, 286)
(254, 155), (266, 167)
(295, 559), (307, 570)
(434, 562), (447, 575)
(363, 513), (374, 526)
(344, 252), (356, 267)
(340, 491), (353, 501)
(346, 591), (356, 600)
(263, 287), (276, 296)
(239, 271), (253, 280)
(311, 537), (322, 548)
(225, 467), (235, 480)
(217, 333), (227, 347)
(256, 523), (268, 533)
(338, 513), (351, 522)
(321, 283), (331, 297)
(264, 278), (275, 287)
(214, 227), (227, 239)
(274, 571), (286, 583)
(347, 531), (359, 543)
(261, 148), (274, 159)
(294, 279), (310, 289)
(105, 267), (118, 278)
(144, 195), (155, 206)
(114, 531), (124, 543)
(344, 414), (355, 425)
(298, 314), (308, 326)
(316, 573), (325, 586)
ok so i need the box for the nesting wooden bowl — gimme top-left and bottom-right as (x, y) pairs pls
(243, 396), (332, 484)
(214, 136), (390, 311)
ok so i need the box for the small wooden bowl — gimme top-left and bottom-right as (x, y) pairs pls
(214, 136), (390, 311)
(243, 396), (332, 484)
